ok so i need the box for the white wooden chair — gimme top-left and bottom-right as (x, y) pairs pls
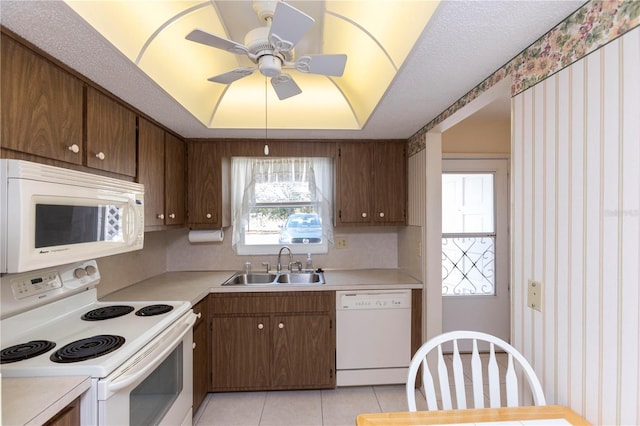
(406, 330), (546, 411)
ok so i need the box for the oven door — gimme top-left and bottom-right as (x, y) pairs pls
(97, 311), (196, 426)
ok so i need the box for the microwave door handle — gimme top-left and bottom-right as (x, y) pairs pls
(127, 198), (141, 246)
(107, 313), (196, 393)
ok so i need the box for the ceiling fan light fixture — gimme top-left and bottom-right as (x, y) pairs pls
(259, 54), (282, 77)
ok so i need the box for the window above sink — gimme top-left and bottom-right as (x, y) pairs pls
(231, 157), (333, 255)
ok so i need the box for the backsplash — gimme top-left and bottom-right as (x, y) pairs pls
(97, 226), (422, 298)
(165, 227), (400, 272)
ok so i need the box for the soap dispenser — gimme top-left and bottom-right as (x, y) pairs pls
(305, 253), (313, 271)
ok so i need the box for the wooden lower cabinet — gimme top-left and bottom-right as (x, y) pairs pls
(43, 396), (80, 426)
(192, 299), (209, 414)
(209, 292), (336, 392)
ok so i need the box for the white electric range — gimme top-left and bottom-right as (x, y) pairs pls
(0, 259), (196, 425)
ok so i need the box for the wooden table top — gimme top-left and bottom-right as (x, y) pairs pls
(356, 405), (590, 425)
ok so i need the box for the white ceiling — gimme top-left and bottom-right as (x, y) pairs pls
(0, 1), (584, 140)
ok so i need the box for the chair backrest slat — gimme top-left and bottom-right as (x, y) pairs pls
(487, 342), (501, 408)
(505, 354), (519, 407)
(452, 340), (467, 409)
(436, 345), (453, 409)
(406, 330), (546, 412)
(470, 338), (485, 408)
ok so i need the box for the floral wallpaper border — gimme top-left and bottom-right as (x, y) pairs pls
(408, 0), (640, 156)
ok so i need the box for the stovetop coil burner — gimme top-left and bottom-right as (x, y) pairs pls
(81, 305), (134, 321)
(135, 304), (174, 317)
(0, 340), (56, 364)
(50, 335), (125, 363)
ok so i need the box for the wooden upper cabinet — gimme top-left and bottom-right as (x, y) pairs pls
(187, 141), (229, 228)
(336, 143), (373, 224)
(86, 86), (136, 176)
(164, 132), (185, 226)
(138, 117), (166, 228)
(373, 141), (406, 224)
(139, 118), (185, 229)
(335, 141), (406, 226)
(1, 35), (83, 164)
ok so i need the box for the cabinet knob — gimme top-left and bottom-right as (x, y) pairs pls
(169, 213), (176, 219)
(68, 144), (80, 154)
(195, 312), (202, 319)
(379, 212), (385, 218)
(278, 322), (284, 329)
(361, 212), (368, 218)
(206, 213), (212, 219)
(257, 323), (264, 330)
(192, 342), (196, 350)
(156, 213), (165, 220)
(96, 152), (106, 161)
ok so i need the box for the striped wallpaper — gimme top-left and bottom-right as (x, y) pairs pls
(511, 26), (640, 425)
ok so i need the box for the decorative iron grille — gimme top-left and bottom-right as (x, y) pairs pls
(442, 236), (495, 296)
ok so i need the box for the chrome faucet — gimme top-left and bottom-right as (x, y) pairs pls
(277, 246), (293, 273)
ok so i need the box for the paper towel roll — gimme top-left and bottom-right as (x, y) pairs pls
(188, 229), (224, 243)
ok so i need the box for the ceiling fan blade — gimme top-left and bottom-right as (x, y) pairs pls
(295, 54), (347, 77)
(269, 1), (314, 52)
(186, 29), (248, 55)
(271, 74), (302, 100)
(208, 67), (255, 84)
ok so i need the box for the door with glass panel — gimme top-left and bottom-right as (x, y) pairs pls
(442, 158), (509, 344)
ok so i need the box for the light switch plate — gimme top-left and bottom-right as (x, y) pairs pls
(527, 279), (542, 312)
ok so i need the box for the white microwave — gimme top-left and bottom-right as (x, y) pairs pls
(0, 159), (144, 273)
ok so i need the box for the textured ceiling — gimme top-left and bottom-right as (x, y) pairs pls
(0, 1), (585, 140)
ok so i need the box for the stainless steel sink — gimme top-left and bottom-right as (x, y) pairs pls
(222, 271), (325, 286)
(275, 272), (323, 284)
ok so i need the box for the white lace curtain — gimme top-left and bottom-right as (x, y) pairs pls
(231, 157), (334, 251)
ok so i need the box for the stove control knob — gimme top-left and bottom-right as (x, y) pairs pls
(73, 268), (87, 279)
(85, 265), (98, 276)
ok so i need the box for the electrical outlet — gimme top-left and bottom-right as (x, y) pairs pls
(336, 237), (348, 249)
(527, 279), (542, 312)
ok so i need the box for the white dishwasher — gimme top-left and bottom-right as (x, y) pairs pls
(336, 290), (412, 386)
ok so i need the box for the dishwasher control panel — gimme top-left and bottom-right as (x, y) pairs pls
(337, 290), (411, 310)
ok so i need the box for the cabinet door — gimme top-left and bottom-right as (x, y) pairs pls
(138, 117), (165, 228)
(192, 299), (209, 413)
(187, 142), (228, 228)
(271, 313), (334, 388)
(336, 143), (372, 225)
(164, 133), (185, 226)
(43, 396), (80, 426)
(373, 142), (406, 224)
(1, 36), (83, 164)
(211, 316), (270, 390)
(86, 87), (136, 176)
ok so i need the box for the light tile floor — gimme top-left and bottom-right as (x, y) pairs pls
(193, 353), (509, 426)
(193, 384), (427, 426)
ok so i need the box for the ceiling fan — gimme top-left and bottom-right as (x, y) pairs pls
(185, 0), (347, 100)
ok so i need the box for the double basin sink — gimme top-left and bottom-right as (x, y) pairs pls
(222, 271), (325, 286)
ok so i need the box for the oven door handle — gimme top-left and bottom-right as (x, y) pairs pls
(107, 312), (196, 393)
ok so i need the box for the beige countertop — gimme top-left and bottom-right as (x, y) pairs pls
(101, 269), (422, 305)
(1, 375), (90, 426)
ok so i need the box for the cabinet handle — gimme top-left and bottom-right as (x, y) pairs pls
(206, 213), (212, 219)
(278, 322), (284, 329)
(379, 212), (385, 218)
(96, 152), (106, 161)
(68, 144), (80, 154)
(361, 212), (368, 218)
(169, 213), (176, 219)
(156, 213), (165, 220)
(195, 312), (202, 319)
(192, 342), (196, 350)
(257, 323), (264, 330)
